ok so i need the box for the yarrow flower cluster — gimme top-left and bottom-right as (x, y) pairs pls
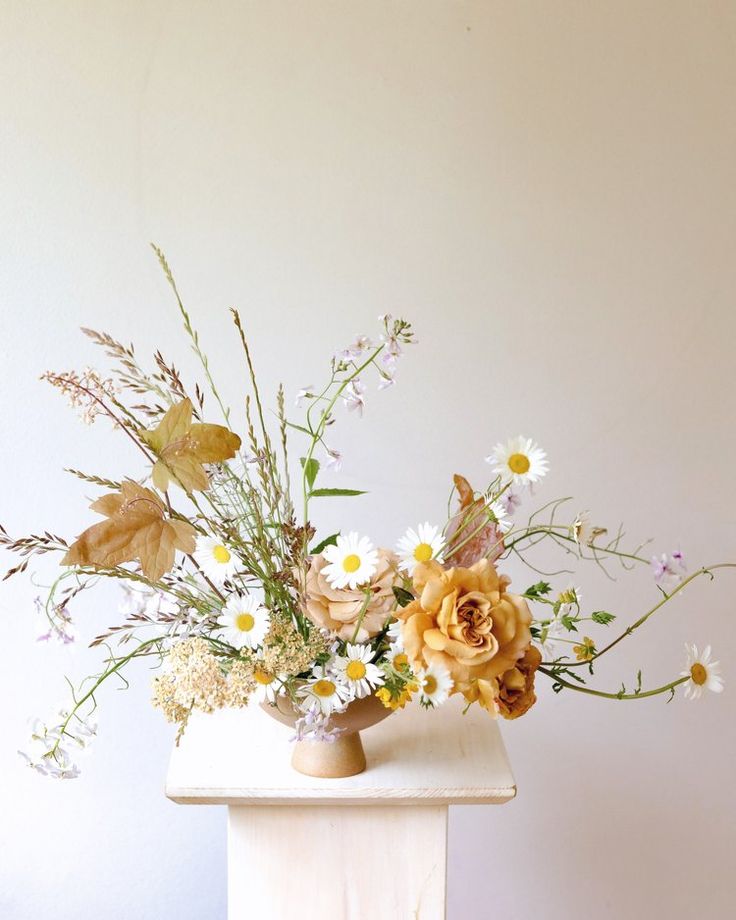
(7, 249), (729, 781)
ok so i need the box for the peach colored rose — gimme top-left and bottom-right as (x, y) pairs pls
(495, 645), (542, 720)
(302, 549), (400, 642)
(397, 559), (532, 692)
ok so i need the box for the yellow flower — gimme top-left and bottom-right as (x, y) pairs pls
(573, 636), (596, 661)
(375, 682), (417, 710)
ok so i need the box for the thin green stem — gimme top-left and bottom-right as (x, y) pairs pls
(301, 345), (384, 528)
(552, 564), (736, 669)
(48, 637), (163, 761)
(538, 668), (688, 701)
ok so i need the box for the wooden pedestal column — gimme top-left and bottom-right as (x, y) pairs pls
(167, 697), (516, 919)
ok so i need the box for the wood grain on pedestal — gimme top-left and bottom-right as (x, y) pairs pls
(166, 694), (516, 806)
(228, 804), (447, 920)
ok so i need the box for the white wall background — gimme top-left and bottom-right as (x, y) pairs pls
(1, 2), (735, 918)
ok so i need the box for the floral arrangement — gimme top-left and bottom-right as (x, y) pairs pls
(3, 248), (729, 779)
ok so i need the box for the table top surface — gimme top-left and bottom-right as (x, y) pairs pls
(166, 695), (516, 806)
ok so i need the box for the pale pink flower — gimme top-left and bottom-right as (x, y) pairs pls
(651, 550), (687, 592)
(343, 378), (366, 415)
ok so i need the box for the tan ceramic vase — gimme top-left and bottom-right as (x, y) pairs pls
(261, 694), (392, 778)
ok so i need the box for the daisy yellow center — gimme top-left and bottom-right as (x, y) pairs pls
(342, 554), (361, 573)
(423, 674), (438, 695)
(254, 669), (274, 685)
(213, 544), (231, 564)
(313, 679), (336, 698)
(346, 660), (367, 681)
(413, 542), (433, 563)
(393, 653), (408, 669)
(235, 613), (255, 632)
(508, 453), (531, 475)
(690, 663), (707, 685)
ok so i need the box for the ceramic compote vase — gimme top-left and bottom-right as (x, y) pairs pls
(261, 694), (392, 778)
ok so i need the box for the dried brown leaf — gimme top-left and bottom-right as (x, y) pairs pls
(61, 481), (196, 580)
(139, 398), (241, 492)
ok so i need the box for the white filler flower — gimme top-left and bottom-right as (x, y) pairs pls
(322, 532), (379, 590)
(486, 436), (548, 485)
(217, 594), (269, 650)
(194, 535), (238, 583)
(680, 644), (723, 700)
(333, 644), (385, 699)
(396, 523), (445, 575)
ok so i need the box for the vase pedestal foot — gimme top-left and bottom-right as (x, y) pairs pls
(291, 730), (366, 778)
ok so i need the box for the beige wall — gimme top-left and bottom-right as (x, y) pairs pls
(1, 2), (735, 917)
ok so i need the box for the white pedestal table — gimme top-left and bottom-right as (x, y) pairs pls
(166, 696), (516, 919)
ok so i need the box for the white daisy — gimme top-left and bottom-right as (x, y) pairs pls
(333, 644), (385, 699)
(194, 536), (238, 583)
(486, 436), (548, 485)
(252, 667), (285, 704)
(217, 594), (269, 650)
(322, 532), (378, 590)
(386, 619), (404, 648)
(680, 644), (723, 700)
(572, 511), (607, 547)
(396, 523), (445, 575)
(416, 662), (453, 707)
(488, 499), (512, 533)
(385, 642), (411, 673)
(297, 673), (350, 716)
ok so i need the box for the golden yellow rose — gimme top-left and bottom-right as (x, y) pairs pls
(495, 645), (542, 720)
(302, 549), (400, 642)
(397, 559), (532, 691)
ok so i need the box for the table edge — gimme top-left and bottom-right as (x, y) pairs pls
(165, 783), (517, 806)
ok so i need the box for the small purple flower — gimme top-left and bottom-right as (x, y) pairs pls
(498, 487), (524, 516)
(651, 550), (687, 592)
(290, 707), (344, 744)
(324, 446), (343, 472)
(343, 378), (366, 416)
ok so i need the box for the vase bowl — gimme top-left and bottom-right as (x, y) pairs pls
(261, 694), (392, 778)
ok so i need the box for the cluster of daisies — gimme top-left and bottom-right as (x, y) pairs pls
(191, 521), (457, 729)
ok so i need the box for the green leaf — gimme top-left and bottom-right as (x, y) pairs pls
(309, 488), (367, 498)
(300, 457), (320, 490)
(287, 421), (314, 436)
(392, 586), (414, 608)
(523, 581), (552, 599)
(560, 614), (578, 632)
(591, 610), (616, 626)
(311, 532), (339, 555)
